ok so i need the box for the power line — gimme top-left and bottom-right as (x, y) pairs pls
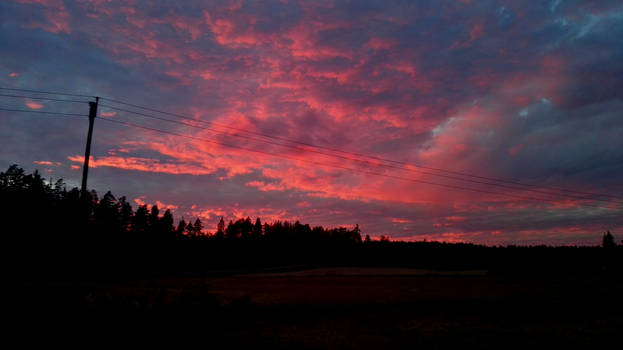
(0, 93), (90, 104)
(0, 107), (87, 117)
(3, 86), (621, 201)
(98, 116), (619, 210)
(99, 103), (623, 205)
(99, 96), (623, 201)
(0, 87), (95, 99)
(4, 101), (615, 225)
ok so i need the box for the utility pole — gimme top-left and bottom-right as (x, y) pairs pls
(81, 96), (98, 199)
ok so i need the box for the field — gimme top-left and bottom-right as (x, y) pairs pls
(14, 267), (623, 348)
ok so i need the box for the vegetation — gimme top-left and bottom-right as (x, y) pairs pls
(4, 165), (622, 348)
(1, 165), (620, 281)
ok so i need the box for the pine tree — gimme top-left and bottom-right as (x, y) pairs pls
(118, 196), (133, 232)
(253, 217), (263, 238)
(177, 218), (187, 236)
(242, 216), (253, 238)
(132, 204), (149, 234)
(225, 220), (235, 239)
(215, 216), (225, 238)
(160, 209), (175, 237)
(192, 218), (203, 237)
(603, 231), (616, 248)
(148, 205), (160, 233)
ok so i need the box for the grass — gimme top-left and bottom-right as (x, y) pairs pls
(12, 267), (623, 348)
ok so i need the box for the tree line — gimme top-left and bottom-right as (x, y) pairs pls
(0, 164), (362, 244)
(2, 164), (620, 281)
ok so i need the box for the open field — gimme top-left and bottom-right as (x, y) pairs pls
(13, 267), (623, 348)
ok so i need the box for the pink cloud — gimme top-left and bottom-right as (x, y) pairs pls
(132, 197), (178, 211)
(33, 160), (61, 166)
(6, 0), (615, 245)
(18, 0), (71, 34)
(245, 180), (287, 192)
(26, 101), (44, 109)
(391, 218), (411, 224)
(67, 155), (216, 175)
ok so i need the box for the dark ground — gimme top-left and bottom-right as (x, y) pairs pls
(11, 267), (623, 348)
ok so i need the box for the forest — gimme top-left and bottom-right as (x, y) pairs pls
(2, 164), (620, 281)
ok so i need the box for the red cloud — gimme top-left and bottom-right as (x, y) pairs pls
(26, 101), (44, 109)
(33, 160), (61, 166)
(8, 0), (617, 245)
(67, 155), (216, 175)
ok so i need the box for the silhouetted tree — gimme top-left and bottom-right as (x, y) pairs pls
(95, 191), (120, 234)
(118, 196), (133, 232)
(0, 164), (25, 189)
(177, 219), (187, 237)
(351, 224), (362, 244)
(148, 205), (160, 233)
(603, 231), (616, 248)
(132, 204), (149, 234)
(240, 217), (253, 239)
(253, 217), (262, 238)
(215, 216), (225, 239)
(160, 209), (175, 237)
(225, 220), (235, 239)
(192, 218), (203, 237)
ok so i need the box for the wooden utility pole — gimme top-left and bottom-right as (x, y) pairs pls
(81, 96), (98, 199)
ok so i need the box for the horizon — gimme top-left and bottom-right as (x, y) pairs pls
(1, 0), (622, 245)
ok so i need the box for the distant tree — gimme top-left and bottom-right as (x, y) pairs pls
(160, 209), (175, 237)
(51, 178), (66, 197)
(364, 234), (371, 243)
(603, 231), (616, 248)
(253, 217), (262, 238)
(0, 164), (25, 189)
(225, 220), (235, 239)
(185, 220), (196, 237)
(148, 205), (160, 232)
(118, 196), (133, 232)
(177, 219), (187, 236)
(192, 218), (203, 237)
(241, 217), (253, 238)
(95, 191), (120, 234)
(263, 222), (271, 237)
(215, 217), (225, 239)
(351, 224), (362, 244)
(86, 190), (99, 219)
(132, 204), (149, 234)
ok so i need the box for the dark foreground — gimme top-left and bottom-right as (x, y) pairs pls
(12, 268), (623, 348)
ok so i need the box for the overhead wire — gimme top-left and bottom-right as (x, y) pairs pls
(2, 101), (615, 226)
(98, 103), (623, 205)
(2, 86), (621, 203)
(0, 87), (95, 99)
(98, 96), (623, 201)
(0, 93), (91, 104)
(0, 107), (87, 117)
(97, 116), (619, 210)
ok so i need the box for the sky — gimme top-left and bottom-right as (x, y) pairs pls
(1, 0), (622, 245)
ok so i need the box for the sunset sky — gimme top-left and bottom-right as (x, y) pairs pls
(1, 0), (622, 245)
